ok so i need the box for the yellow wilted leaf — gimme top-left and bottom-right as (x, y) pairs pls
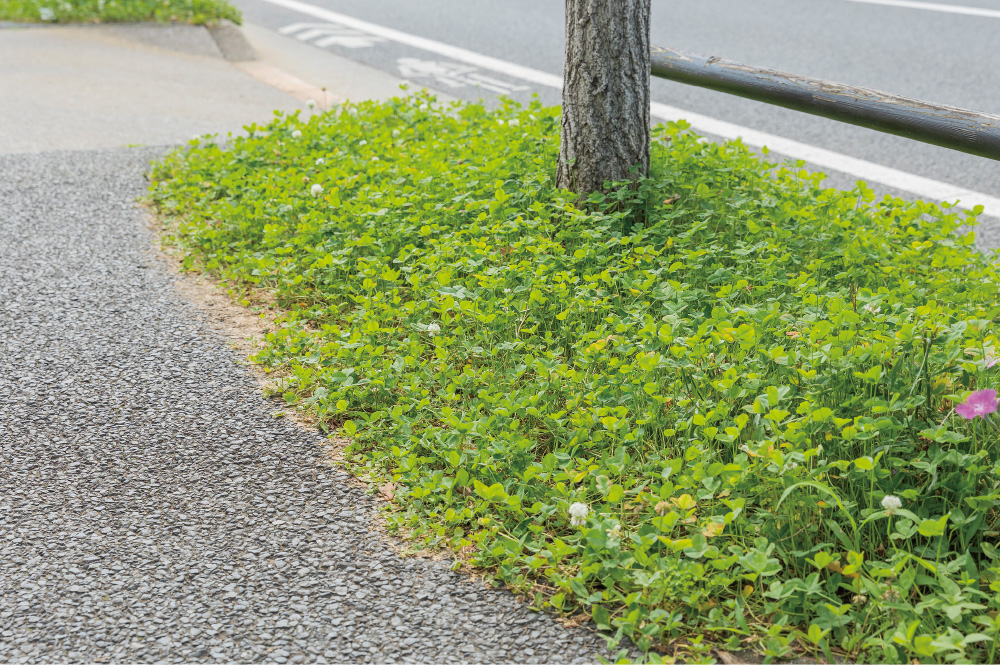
(932, 376), (953, 392)
(746, 443), (774, 459)
(702, 522), (725, 538)
(825, 559), (858, 579)
(584, 335), (616, 355)
(672, 493), (697, 511)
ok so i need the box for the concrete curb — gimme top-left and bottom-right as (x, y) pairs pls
(208, 20), (257, 61)
(107, 21), (257, 61)
(0, 20), (256, 61)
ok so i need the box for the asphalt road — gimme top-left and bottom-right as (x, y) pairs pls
(233, 0), (1000, 246)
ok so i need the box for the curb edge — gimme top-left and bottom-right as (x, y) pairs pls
(209, 20), (257, 61)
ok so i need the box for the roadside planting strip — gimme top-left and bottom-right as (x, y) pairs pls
(258, 0), (1000, 218)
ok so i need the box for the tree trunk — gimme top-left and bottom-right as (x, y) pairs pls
(557, 0), (651, 195)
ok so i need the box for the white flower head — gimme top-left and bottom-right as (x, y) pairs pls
(305, 99), (317, 109)
(863, 303), (881, 315)
(508, 118), (520, 127)
(315, 158), (325, 166)
(358, 140), (367, 146)
(291, 129), (303, 139)
(372, 156), (379, 162)
(426, 323), (441, 337)
(392, 129), (401, 138)
(568, 502), (589, 526)
(881, 495), (902, 513)
(310, 183), (324, 197)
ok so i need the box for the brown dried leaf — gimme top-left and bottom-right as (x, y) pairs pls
(715, 651), (742, 665)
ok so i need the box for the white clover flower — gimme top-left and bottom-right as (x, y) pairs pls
(881, 495), (902, 513)
(315, 158), (325, 166)
(358, 140), (367, 146)
(426, 323), (441, 337)
(291, 130), (302, 139)
(392, 129), (401, 137)
(305, 99), (316, 109)
(863, 303), (881, 315)
(508, 118), (520, 127)
(310, 183), (324, 197)
(568, 502), (589, 526)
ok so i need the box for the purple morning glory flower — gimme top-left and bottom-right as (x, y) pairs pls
(956, 389), (998, 420)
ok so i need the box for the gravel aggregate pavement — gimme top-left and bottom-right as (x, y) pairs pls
(0, 148), (613, 663)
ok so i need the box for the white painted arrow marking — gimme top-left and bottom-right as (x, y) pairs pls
(396, 58), (529, 95)
(278, 22), (385, 49)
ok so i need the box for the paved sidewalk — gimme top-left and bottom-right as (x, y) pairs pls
(0, 24), (610, 664)
(0, 25), (294, 153)
(0, 21), (407, 154)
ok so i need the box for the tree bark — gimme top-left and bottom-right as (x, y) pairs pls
(557, 0), (651, 195)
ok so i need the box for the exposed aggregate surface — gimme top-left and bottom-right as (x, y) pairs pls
(0, 149), (612, 663)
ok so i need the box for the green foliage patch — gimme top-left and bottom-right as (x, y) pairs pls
(149, 94), (1000, 663)
(0, 0), (241, 25)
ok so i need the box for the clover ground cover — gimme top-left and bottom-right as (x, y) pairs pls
(150, 95), (1000, 663)
(0, 0), (240, 25)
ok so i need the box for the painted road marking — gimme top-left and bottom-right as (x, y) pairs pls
(278, 22), (386, 49)
(259, 0), (1000, 216)
(843, 0), (1000, 20)
(397, 58), (529, 95)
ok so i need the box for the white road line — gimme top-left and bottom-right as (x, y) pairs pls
(259, 0), (1000, 217)
(843, 0), (1000, 20)
(260, 0), (561, 87)
(647, 102), (1000, 214)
